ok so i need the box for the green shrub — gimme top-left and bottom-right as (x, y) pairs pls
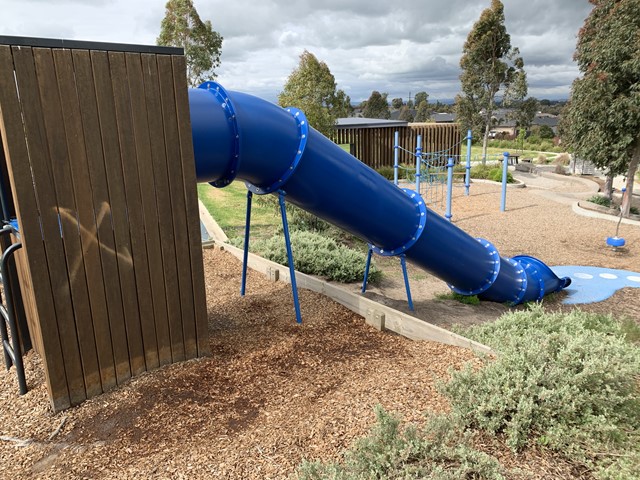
(488, 167), (514, 183)
(240, 230), (378, 283)
(297, 407), (506, 480)
(376, 165), (395, 180)
(588, 195), (612, 207)
(630, 206), (639, 215)
(444, 306), (640, 474)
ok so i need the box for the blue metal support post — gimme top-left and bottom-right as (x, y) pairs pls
(361, 247), (373, 293)
(278, 192), (303, 324)
(501, 152), (509, 212)
(240, 189), (253, 296)
(400, 255), (414, 311)
(465, 129), (472, 196)
(393, 131), (399, 186)
(414, 135), (422, 193)
(445, 157), (454, 222)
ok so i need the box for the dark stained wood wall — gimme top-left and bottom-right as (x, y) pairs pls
(334, 123), (461, 169)
(0, 40), (208, 411)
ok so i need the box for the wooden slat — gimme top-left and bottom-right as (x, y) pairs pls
(157, 55), (190, 362)
(53, 48), (118, 392)
(141, 54), (182, 364)
(124, 52), (165, 370)
(86, 50), (133, 384)
(12, 46), (87, 405)
(172, 55), (209, 358)
(33, 48), (102, 398)
(104, 51), (147, 377)
(0, 46), (72, 410)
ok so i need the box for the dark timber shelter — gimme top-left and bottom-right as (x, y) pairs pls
(334, 119), (461, 170)
(0, 36), (208, 411)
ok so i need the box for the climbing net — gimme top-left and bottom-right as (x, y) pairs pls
(395, 135), (469, 212)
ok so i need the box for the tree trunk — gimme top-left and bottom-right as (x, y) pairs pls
(482, 121), (490, 165)
(620, 140), (640, 218)
(603, 172), (614, 199)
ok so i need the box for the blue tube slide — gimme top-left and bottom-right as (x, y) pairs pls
(189, 82), (571, 304)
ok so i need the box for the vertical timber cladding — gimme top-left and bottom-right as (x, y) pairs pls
(0, 37), (208, 411)
(334, 123), (461, 169)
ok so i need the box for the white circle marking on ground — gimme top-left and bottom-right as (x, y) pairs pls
(573, 273), (593, 279)
(627, 275), (640, 283)
(599, 273), (618, 280)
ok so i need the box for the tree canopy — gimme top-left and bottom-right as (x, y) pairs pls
(415, 100), (430, 122)
(362, 91), (390, 119)
(278, 51), (352, 137)
(414, 91), (428, 107)
(454, 0), (527, 161)
(157, 0), (223, 87)
(391, 97), (404, 110)
(562, 0), (640, 216)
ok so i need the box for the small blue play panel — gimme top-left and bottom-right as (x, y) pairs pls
(551, 266), (640, 304)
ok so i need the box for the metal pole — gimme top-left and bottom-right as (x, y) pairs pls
(278, 192), (302, 324)
(465, 129), (472, 196)
(501, 152), (509, 212)
(400, 255), (414, 311)
(240, 190), (253, 296)
(361, 247), (373, 293)
(415, 135), (422, 193)
(1, 242), (26, 394)
(393, 131), (399, 186)
(445, 158), (454, 222)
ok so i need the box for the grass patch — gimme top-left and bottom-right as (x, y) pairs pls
(197, 182), (280, 239)
(435, 292), (481, 305)
(587, 195), (612, 208)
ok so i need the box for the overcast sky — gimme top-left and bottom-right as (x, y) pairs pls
(0, 0), (592, 103)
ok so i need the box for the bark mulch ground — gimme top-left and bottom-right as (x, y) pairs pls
(1, 174), (638, 479)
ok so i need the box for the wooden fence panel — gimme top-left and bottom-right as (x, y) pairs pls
(0, 38), (208, 411)
(334, 123), (461, 169)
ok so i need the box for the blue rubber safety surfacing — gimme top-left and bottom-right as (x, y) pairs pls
(550, 266), (640, 304)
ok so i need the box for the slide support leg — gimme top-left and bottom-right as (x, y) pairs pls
(400, 255), (414, 311)
(278, 192), (302, 324)
(240, 190), (253, 296)
(362, 247), (373, 293)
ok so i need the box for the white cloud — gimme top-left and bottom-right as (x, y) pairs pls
(0, 0), (593, 102)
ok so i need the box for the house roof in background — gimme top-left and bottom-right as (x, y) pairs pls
(336, 118), (409, 129)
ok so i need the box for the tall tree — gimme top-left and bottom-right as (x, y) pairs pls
(391, 97), (404, 110)
(398, 105), (414, 122)
(414, 91), (428, 107)
(455, 0), (527, 161)
(362, 91), (390, 119)
(157, 0), (223, 87)
(415, 100), (431, 122)
(562, 0), (640, 217)
(278, 51), (351, 137)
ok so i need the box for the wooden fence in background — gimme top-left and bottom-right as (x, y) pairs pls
(334, 123), (461, 169)
(0, 37), (208, 411)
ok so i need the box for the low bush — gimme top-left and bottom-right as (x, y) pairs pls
(238, 230), (378, 283)
(587, 195), (612, 207)
(446, 306), (640, 476)
(535, 153), (548, 164)
(297, 407), (505, 480)
(553, 152), (571, 166)
(554, 164), (567, 175)
(375, 165), (395, 181)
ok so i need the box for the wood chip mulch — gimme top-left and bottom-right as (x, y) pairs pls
(1, 174), (637, 479)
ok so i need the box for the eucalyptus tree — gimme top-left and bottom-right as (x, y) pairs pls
(278, 51), (352, 137)
(455, 0), (527, 161)
(157, 0), (223, 86)
(562, 0), (639, 216)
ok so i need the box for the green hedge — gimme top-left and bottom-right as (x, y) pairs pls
(237, 230), (378, 283)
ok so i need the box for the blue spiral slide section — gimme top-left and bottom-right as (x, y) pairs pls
(189, 83), (571, 304)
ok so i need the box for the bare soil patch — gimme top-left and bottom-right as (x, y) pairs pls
(1, 174), (639, 479)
